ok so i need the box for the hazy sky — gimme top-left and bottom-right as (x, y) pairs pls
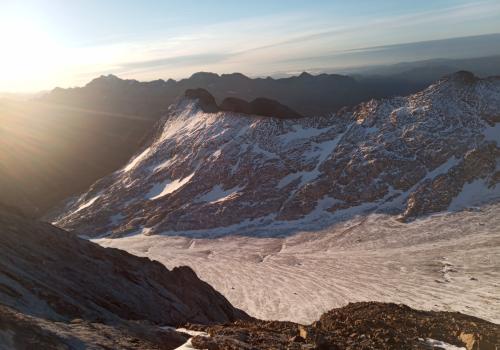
(1, 0), (500, 92)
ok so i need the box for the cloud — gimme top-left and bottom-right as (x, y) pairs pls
(118, 52), (235, 71)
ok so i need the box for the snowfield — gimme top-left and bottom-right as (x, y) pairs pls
(96, 202), (500, 324)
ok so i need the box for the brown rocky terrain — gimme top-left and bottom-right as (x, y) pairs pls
(186, 302), (500, 350)
(0, 204), (247, 349)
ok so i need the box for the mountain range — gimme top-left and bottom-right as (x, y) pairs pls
(2, 55), (500, 217)
(1, 64), (500, 349)
(49, 71), (500, 238)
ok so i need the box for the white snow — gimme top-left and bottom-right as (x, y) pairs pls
(279, 125), (331, 143)
(96, 202), (500, 324)
(172, 328), (209, 350)
(425, 157), (460, 180)
(277, 172), (306, 189)
(123, 147), (151, 172)
(423, 338), (466, 349)
(72, 195), (100, 214)
(147, 173), (195, 200)
(449, 179), (500, 211)
(282, 125), (351, 188)
(173, 339), (196, 350)
(197, 185), (242, 203)
(176, 328), (209, 337)
(484, 123), (500, 143)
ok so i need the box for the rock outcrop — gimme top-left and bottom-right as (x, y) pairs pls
(220, 96), (304, 118)
(186, 302), (500, 349)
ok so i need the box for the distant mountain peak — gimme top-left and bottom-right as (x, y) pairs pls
(183, 88), (303, 118)
(86, 74), (127, 87)
(189, 72), (220, 81)
(443, 70), (478, 84)
(184, 88), (219, 112)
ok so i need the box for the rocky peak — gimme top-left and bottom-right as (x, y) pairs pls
(444, 70), (478, 85)
(183, 88), (304, 118)
(184, 88), (219, 113)
(86, 74), (127, 87)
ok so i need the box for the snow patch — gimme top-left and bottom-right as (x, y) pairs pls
(279, 125), (331, 143)
(147, 173), (195, 200)
(177, 328), (209, 337)
(123, 147), (151, 172)
(277, 172), (306, 189)
(73, 195), (100, 214)
(425, 157), (460, 180)
(484, 123), (500, 144)
(423, 338), (465, 350)
(449, 179), (500, 211)
(197, 185), (242, 203)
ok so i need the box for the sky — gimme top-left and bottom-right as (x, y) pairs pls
(1, 0), (500, 92)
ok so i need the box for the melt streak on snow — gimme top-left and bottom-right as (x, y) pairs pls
(97, 203), (500, 324)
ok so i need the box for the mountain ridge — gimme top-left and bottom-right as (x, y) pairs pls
(50, 72), (500, 238)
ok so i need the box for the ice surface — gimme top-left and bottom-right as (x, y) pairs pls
(96, 202), (500, 324)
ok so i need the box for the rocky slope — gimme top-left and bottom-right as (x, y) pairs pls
(186, 302), (500, 350)
(0, 204), (247, 349)
(51, 72), (500, 237)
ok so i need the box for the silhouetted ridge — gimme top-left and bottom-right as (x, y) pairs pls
(444, 70), (478, 84)
(245, 97), (303, 118)
(184, 88), (219, 112)
(184, 89), (304, 118)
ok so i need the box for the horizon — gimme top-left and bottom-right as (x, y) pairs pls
(1, 0), (500, 93)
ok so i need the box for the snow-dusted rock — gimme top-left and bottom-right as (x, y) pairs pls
(51, 72), (500, 237)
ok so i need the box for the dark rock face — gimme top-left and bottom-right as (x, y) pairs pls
(185, 88), (219, 113)
(186, 302), (500, 350)
(0, 304), (189, 350)
(0, 205), (248, 348)
(219, 97), (252, 115)
(51, 73), (500, 237)
(220, 97), (304, 118)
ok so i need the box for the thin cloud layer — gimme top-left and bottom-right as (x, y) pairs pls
(1, 0), (500, 91)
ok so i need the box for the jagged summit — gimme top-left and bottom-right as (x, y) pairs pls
(443, 70), (478, 84)
(50, 75), (500, 238)
(188, 72), (220, 82)
(298, 71), (313, 78)
(184, 88), (304, 118)
(86, 74), (128, 86)
(184, 88), (219, 113)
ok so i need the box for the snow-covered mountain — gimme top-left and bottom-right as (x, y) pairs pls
(51, 71), (500, 238)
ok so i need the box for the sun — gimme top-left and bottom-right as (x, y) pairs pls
(0, 18), (60, 92)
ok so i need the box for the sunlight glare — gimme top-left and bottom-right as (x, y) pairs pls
(0, 18), (60, 91)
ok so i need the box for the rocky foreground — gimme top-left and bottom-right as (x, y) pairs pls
(186, 302), (500, 350)
(0, 204), (246, 349)
(0, 204), (499, 349)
